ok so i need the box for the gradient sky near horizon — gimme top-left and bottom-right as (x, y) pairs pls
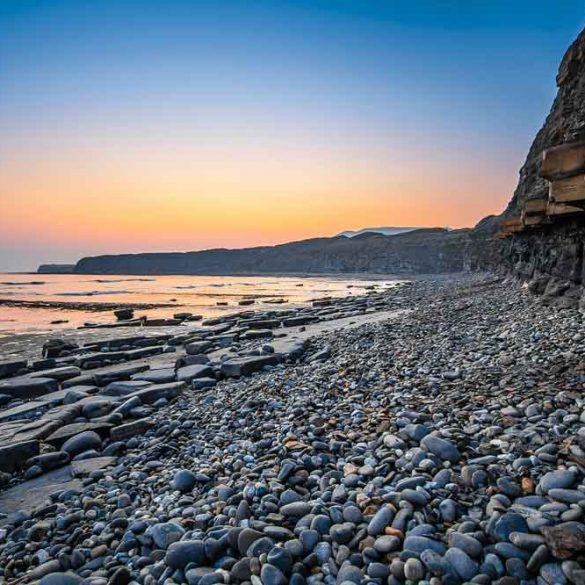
(1, 1), (584, 271)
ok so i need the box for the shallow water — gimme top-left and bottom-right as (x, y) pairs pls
(0, 273), (402, 335)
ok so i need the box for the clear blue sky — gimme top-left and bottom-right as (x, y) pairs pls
(1, 1), (584, 271)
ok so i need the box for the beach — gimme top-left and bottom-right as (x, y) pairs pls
(0, 274), (401, 337)
(0, 274), (583, 583)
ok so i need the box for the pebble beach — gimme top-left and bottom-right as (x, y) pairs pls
(0, 275), (584, 585)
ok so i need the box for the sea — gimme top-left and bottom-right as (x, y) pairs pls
(0, 274), (402, 336)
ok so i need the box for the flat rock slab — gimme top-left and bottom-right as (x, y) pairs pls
(0, 439), (39, 472)
(283, 316), (319, 327)
(71, 456), (117, 477)
(93, 364), (150, 386)
(239, 319), (281, 329)
(46, 421), (113, 447)
(3, 419), (60, 445)
(29, 366), (81, 382)
(124, 346), (164, 359)
(0, 377), (59, 399)
(0, 401), (48, 423)
(132, 368), (176, 384)
(0, 466), (81, 526)
(176, 364), (214, 383)
(74, 351), (128, 369)
(0, 360), (27, 379)
(241, 329), (273, 340)
(220, 355), (281, 378)
(100, 380), (152, 396)
(126, 382), (186, 404)
(110, 419), (153, 441)
(0, 389), (87, 423)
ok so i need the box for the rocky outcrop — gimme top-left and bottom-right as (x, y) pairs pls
(37, 264), (75, 274)
(74, 228), (470, 275)
(504, 27), (585, 216)
(480, 26), (585, 307)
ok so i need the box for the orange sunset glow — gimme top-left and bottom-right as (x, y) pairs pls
(1, 0), (579, 270)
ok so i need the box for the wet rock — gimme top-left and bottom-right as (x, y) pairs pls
(542, 522), (585, 559)
(0, 376), (58, 399)
(61, 431), (102, 456)
(221, 355), (281, 378)
(421, 434), (461, 462)
(173, 469), (197, 493)
(176, 364), (214, 383)
(165, 539), (206, 568)
(0, 440), (40, 472)
(150, 522), (186, 550)
(537, 470), (576, 494)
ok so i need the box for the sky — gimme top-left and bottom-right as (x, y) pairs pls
(1, 1), (584, 271)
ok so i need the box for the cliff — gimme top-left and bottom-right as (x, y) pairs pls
(74, 228), (470, 275)
(37, 264), (75, 274)
(505, 27), (585, 216)
(487, 26), (585, 308)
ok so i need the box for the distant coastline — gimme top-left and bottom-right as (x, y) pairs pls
(37, 227), (470, 276)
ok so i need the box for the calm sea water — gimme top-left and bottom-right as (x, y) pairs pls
(0, 274), (401, 336)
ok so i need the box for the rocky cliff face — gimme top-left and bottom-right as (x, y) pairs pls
(505, 27), (585, 215)
(486, 26), (585, 308)
(74, 228), (470, 275)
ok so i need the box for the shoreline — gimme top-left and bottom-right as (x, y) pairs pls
(0, 274), (583, 583)
(0, 298), (180, 312)
(0, 274), (407, 339)
(11, 269), (457, 279)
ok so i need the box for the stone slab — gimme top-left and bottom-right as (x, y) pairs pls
(110, 419), (153, 441)
(126, 382), (186, 404)
(0, 377), (59, 400)
(46, 421), (113, 447)
(0, 466), (81, 526)
(220, 355), (280, 378)
(70, 456), (117, 477)
(0, 440), (39, 472)
(0, 360), (27, 379)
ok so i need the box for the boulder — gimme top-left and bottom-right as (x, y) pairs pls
(61, 431), (102, 456)
(46, 422), (112, 448)
(175, 354), (210, 368)
(114, 308), (134, 321)
(81, 399), (112, 419)
(26, 451), (70, 472)
(192, 377), (216, 390)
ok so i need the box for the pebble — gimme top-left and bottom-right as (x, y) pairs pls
(445, 547), (479, 580)
(0, 276), (584, 585)
(404, 558), (425, 581)
(172, 468), (197, 493)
